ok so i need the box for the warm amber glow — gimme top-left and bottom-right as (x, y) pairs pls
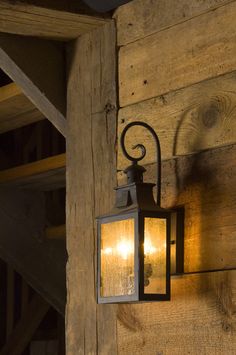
(100, 217), (167, 297)
(102, 239), (157, 259)
(116, 240), (133, 260)
(103, 247), (113, 255)
(144, 217), (167, 294)
(101, 218), (135, 297)
(144, 238), (157, 255)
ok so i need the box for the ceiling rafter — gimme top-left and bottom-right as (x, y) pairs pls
(0, 0), (108, 41)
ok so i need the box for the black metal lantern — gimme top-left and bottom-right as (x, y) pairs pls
(97, 122), (172, 303)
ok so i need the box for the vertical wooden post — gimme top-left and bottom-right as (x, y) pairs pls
(66, 21), (117, 354)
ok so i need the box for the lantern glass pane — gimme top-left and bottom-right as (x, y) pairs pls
(100, 218), (135, 297)
(144, 217), (167, 294)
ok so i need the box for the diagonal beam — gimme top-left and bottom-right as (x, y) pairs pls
(0, 33), (66, 136)
(0, 294), (50, 355)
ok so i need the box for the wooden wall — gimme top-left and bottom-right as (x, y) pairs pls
(66, 0), (236, 354)
(114, 0), (236, 353)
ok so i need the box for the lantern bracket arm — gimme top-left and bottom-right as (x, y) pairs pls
(120, 121), (161, 206)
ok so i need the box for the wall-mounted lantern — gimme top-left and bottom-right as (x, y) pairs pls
(97, 122), (183, 303)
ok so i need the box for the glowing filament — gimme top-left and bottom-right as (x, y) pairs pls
(103, 247), (113, 255)
(102, 238), (158, 260)
(116, 241), (133, 260)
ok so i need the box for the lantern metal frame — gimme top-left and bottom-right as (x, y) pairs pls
(97, 121), (176, 304)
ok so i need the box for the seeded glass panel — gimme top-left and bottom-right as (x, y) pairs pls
(144, 218), (166, 294)
(101, 218), (135, 297)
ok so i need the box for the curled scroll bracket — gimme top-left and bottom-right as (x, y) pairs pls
(120, 121), (162, 206)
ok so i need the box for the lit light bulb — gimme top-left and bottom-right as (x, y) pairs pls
(144, 239), (157, 255)
(103, 247), (113, 255)
(117, 241), (133, 260)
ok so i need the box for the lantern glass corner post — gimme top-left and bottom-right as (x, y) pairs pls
(97, 121), (171, 303)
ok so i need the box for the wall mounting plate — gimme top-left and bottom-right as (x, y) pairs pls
(170, 207), (184, 275)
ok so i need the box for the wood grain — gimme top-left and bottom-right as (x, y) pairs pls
(0, 154), (66, 191)
(118, 71), (236, 170)
(117, 270), (236, 354)
(66, 21), (117, 354)
(119, 1), (236, 107)
(0, 34), (66, 136)
(114, 0), (233, 45)
(0, 82), (44, 133)
(119, 144), (236, 273)
(0, 0), (107, 41)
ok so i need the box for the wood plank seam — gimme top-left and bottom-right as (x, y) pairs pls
(114, 0), (236, 46)
(119, 1), (236, 107)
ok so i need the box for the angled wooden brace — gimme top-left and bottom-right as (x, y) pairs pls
(0, 33), (67, 137)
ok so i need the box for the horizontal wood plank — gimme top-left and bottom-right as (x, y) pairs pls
(0, 0), (107, 41)
(118, 71), (236, 169)
(115, 0), (233, 45)
(0, 82), (44, 133)
(117, 270), (236, 354)
(0, 154), (66, 191)
(119, 1), (236, 107)
(118, 144), (236, 272)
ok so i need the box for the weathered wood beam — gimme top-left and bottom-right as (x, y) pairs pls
(0, 0), (108, 41)
(0, 294), (50, 355)
(0, 82), (44, 133)
(0, 34), (66, 136)
(66, 21), (117, 354)
(0, 153), (66, 191)
(119, 1), (236, 107)
(117, 270), (236, 353)
(114, 0), (233, 45)
(0, 188), (66, 314)
(118, 70), (236, 168)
